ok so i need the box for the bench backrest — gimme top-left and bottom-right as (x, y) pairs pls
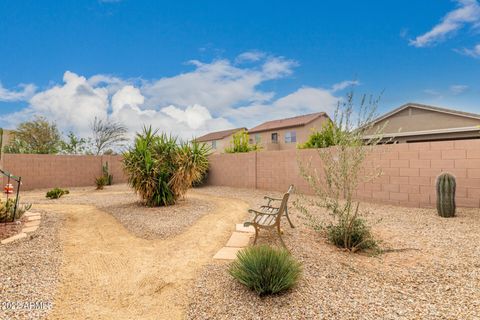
(275, 185), (293, 223)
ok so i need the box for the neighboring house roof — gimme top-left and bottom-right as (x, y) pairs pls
(363, 103), (480, 139)
(371, 102), (480, 124)
(248, 112), (328, 133)
(195, 127), (246, 142)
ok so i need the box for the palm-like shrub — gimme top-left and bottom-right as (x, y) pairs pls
(123, 127), (210, 206)
(229, 245), (302, 296)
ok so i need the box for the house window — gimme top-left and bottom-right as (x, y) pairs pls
(211, 140), (217, 149)
(255, 134), (261, 144)
(285, 131), (296, 143)
(271, 133), (278, 143)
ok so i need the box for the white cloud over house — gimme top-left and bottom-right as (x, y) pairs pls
(409, 0), (480, 48)
(0, 52), (353, 140)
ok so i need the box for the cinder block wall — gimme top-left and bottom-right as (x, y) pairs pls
(207, 139), (480, 208)
(1, 154), (126, 190)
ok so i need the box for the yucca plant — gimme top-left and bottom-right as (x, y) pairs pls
(229, 245), (302, 296)
(123, 127), (211, 206)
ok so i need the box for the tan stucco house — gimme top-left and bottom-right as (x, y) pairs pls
(195, 127), (246, 154)
(248, 112), (330, 150)
(364, 103), (480, 143)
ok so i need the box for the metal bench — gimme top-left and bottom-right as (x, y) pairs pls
(244, 185), (294, 247)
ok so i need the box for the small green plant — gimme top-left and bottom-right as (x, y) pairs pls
(326, 207), (377, 251)
(225, 131), (260, 153)
(46, 187), (69, 199)
(228, 245), (302, 296)
(102, 161), (113, 185)
(0, 198), (32, 222)
(436, 172), (456, 217)
(95, 176), (107, 190)
(299, 121), (339, 149)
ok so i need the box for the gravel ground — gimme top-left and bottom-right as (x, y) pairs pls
(0, 217), (26, 241)
(23, 184), (214, 240)
(0, 211), (62, 320)
(188, 186), (480, 320)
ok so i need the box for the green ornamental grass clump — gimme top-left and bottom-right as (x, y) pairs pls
(46, 187), (69, 199)
(229, 245), (302, 296)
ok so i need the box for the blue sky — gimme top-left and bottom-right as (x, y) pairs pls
(0, 0), (479, 137)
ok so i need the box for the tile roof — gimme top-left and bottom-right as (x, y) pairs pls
(248, 112), (327, 133)
(195, 128), (246, 142)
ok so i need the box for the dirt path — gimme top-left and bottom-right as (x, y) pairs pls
(37, 192), (248, 320)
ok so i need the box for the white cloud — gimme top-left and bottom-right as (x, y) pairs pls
(450, 84), (469, 94)
(0, 83), (36, 101)
(0, 54), (349, 141)
(161, 104), (214, 130)
(142, 55), (296, 114)
(226, 86), (340, 128)
(235, 51), (266, 63)
(331, 80), (360, 92)
(456, 43), (480, 57)
(410, 0), (480, 47)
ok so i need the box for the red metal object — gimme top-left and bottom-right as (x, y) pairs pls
(4, 183), (14, 194)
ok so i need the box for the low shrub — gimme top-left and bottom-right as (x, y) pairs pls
(228, 245), (302, 296)
(298, 121), (339, 149)
(46, 188), (69, 199)
(0, 198), (32, 222)
(327, 215), (377, 252)
(95, 176), (107, 190)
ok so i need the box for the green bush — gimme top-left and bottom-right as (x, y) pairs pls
(123, 127), (211, 206)
(229, 245), (302, 296)
(327, 215), (377, 252)
(0, 198), (32, 222)
(46, 188), (69, 199)
(95, 176), (107, 190)
(225, 131), (260, 153)
(299, 121), (338, 149)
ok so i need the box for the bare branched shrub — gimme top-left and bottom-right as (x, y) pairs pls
(295, 92), (388, 252)
(90, 117), (128, 155)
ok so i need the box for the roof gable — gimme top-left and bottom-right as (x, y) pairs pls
(367, 103), (480, 136)
(195, 127), (246, 142)
(248, 112), (328, 133)
(373, 103), (480, 124)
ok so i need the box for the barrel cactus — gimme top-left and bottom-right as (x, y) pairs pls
(436, 172), (456, 217)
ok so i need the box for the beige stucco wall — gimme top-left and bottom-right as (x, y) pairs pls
(206, 139), (480, 208)
(202, 134), (236, 154)
(1, 154), (126, 190)
(252, 116), (329, 150)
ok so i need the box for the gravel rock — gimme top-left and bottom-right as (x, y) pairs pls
(188, 187), (480, 320)
(23, 184), (213, 240)
(0, 212), (62, 320)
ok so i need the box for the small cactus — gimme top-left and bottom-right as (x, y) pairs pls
(436, 172), (456, 217)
